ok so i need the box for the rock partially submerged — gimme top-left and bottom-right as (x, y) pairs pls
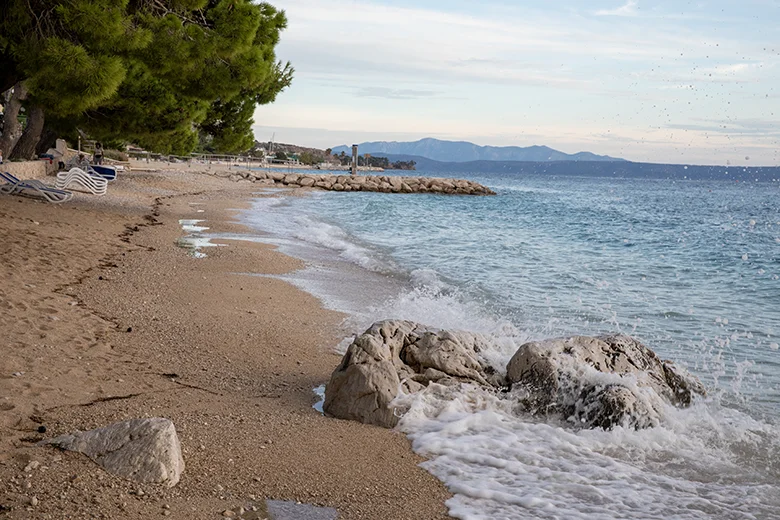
(506, 334), (706, 429)
(323, 320), (503, 428)
(41, 418), (184, 487)
(324, 322), (705, 430)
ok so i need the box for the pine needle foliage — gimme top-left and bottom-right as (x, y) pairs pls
(0, 0), (292, 155)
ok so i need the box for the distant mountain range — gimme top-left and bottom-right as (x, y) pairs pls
(328, 137), (780, 180)
(331, 138), (624, 163)
(352, 153), (780, 181)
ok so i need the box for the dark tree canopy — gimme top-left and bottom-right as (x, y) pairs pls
(0, 0), (292, 157)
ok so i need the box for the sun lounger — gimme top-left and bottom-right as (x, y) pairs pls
(0, 171), (27, 194)
(88, 165), (117, 182)
(0, 172), (16, 194)
(55, 168), (108, 195)
(0, 171), (73, 203)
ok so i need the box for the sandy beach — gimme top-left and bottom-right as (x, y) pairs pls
(0, 169), (450, 518)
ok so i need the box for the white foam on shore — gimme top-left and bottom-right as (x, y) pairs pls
(395, 383), (780, 520)
(289, 214), (393, 272)
(241, 194), (396, 273)
(176, 218), (224, 257)
(178, 219), (209, 233)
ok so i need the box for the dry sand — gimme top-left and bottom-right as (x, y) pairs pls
(0, 170), (451, 518)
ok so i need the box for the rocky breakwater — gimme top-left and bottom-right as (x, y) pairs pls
(323, 321), (705, 430)
(221, 170), (496, 195)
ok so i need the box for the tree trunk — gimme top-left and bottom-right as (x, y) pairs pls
(9, 104), (45, 161)
(35, 127), (58, 157)
(0, 53), (20, 95)
(0, 82), (27, 157)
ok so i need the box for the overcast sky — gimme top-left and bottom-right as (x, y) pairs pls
(253, 0), (780, 165)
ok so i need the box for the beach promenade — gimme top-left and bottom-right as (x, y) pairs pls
(0, 169), (450, 519)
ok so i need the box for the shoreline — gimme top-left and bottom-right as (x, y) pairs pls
(0, 169), (451, 518)
(129, 159), (386, 173)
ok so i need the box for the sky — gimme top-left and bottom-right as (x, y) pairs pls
(252, 0), (780, 166)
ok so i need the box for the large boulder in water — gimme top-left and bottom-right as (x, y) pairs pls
(506, 334), (705, 429)
(324, 320), (503, 428)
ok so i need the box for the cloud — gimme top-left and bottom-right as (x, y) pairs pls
(352, 87), (440, 100)
(260, 0), (780, 166)
(595, 1), (639, 17)
(666, 118), (780, 137)
(698, 62), (767, 81)
(629, 61), (770, 88)
(275, 0), (729, 89)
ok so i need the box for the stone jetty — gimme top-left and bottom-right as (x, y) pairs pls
(215, 170), (496, 195)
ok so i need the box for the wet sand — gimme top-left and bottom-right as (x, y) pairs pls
(0, 169), (450, 519)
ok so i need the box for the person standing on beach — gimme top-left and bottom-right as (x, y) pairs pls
(94, 142), (104, 165)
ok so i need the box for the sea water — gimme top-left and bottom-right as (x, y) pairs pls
(239, 172), (780, 519)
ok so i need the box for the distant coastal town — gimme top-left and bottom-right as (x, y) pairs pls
(249, 141), (417, 171)
(120, 140), (417, 172)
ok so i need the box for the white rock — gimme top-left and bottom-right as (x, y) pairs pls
(506, 334), (706, 429)
(324, 320), (502, 428)
(43, 418), (184, 487)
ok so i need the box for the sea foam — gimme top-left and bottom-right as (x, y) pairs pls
(397, 383), (780, 519)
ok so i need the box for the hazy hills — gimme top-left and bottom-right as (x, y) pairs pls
(363, 153), (780, 181)
(331, 137), (624, 163)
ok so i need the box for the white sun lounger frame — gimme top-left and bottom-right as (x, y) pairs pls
(0, 171), (74, 203)
(55, 168), (108, 195)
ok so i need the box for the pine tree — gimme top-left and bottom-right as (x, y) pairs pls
(0, 0), (292, 158)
